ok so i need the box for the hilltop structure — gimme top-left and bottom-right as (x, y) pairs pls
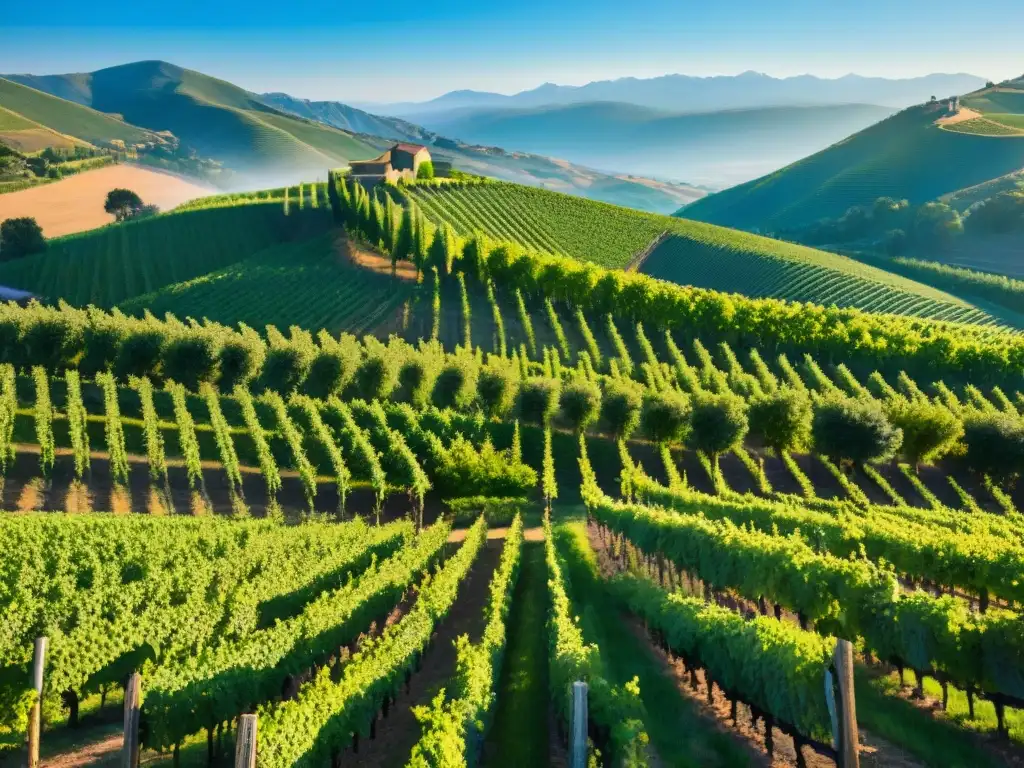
(350, 143), (432, 185)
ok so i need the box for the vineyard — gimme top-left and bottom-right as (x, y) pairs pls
(2, 172), (1024, 768)
(395, 179), (1006, 324)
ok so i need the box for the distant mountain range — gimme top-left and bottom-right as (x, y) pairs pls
(0, 62), (704, 212)
(408, 101), (895, 187)
(366, 71), (988, 117)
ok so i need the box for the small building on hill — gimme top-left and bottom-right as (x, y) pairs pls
(350, 143), (432, 185)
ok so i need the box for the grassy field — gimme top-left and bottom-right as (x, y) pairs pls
(400, 180), (1007, 324)
(679, 102), (1024, 232)
(0, 77), (158, 148)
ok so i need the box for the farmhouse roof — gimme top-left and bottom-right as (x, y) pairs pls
(393, 143), (428, 154)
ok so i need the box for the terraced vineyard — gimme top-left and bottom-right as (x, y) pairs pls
(398, 180), (1005, 324)
(0, 198), (323, 307)
(640, 233), (999, 323)
(942, 117), (1024, 137)
(5, 172), (1024, 768)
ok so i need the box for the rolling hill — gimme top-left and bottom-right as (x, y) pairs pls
(678, 101), (1024, 232)
(0, 76), (160, 149)
(411, 101), (894, 187)
(396, 180), (1008, 325)
(259, 91), (705, 213)
(2, 63), (704, 213)
(4, 61), (379, 183)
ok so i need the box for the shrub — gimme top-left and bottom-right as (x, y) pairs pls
(962, 412), (1024, 483)
(747, 387), (811, 453)
(885, 398), (963, 466)
(640, 389), (691, 445)
(811, 395), (902, 464)
(560, 379), (602, 434)
(259, 329), (314, 394)
(416, 160), (435, 180)
(432, 355), (479, 410)
(517, 377), (561, 426)
(688, 391), (748, 458)
(216, 332), (265, 392)
(0, 217), (46, 260)
(600, 380), (643, 440)
(477, 364), (518, 418)
(161, 330), (219, 390)
(21, 312), (84, 371)
(114, 328), (165, 380)
(304, 346), (355, 400)
(352, 352), (396, 401)
(397, 357), (434, 407)
(80, 312), (125, 376)
(434, 436), (537, 498)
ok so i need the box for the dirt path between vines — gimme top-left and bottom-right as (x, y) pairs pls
(339, 538), (503, 767)
(333, 231), (418, 282)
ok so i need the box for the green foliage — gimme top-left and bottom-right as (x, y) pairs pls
(432, 354), (479, 410)
(434, 436), (537, 499)
(31, 367), (54, 476)
(747, 387), (812, 453)
(351, 351), (397, 402)
(161, 327), (219, 390)
(640, 389), (690, 445)
(0, 217), (46, 261)
(885, 398), (963, 466)
(811, 395), (903, 464)
(476, 362), (518, 419)
(687, 391), (748, 458)
(601, 379), (644, 440)
(256, 518), (487, 768)
(104, 188), (145, 222)
(559, 378), (602, 434)
(962, 411), (1024, 483)
(416, 160), (435, 180)
(517, 376), (561, 426)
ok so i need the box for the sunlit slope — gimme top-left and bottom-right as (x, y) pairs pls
(399, 180), (1005, 323)
(678, 103), (1024, 231)
(4, 62), (378, 176)
(0, 77), (156, 147)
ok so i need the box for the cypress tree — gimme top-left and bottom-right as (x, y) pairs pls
(394, 205), (415, 264)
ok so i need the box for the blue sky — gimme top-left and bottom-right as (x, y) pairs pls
(2, 0), (1022, 102)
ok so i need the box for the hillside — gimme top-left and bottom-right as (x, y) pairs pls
(948, 83), (1024, 136)
(0, 77), (159, 149)
(261, 91), (705, 213)
(413, 101), (894, 187)
(397, 180), (1006, 324)
(678, 102), (1024, 231)
(3, 62), (378, 184)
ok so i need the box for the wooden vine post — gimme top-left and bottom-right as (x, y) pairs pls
(235, 714), (257, 768)
(571, 681), (588, 768)
(27, 636), (47, 768)
(833, 639), (860, 768)
(122, 672), (142, 768)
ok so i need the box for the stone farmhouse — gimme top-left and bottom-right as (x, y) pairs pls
(349, 143), (432, 185)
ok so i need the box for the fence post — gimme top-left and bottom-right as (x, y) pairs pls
(833, 639), (860, 768)
(122, 672), (141, 768)
(27, 636), (47, 768)
(235, 714), (257, 768)
(571, 681), (588, 768)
